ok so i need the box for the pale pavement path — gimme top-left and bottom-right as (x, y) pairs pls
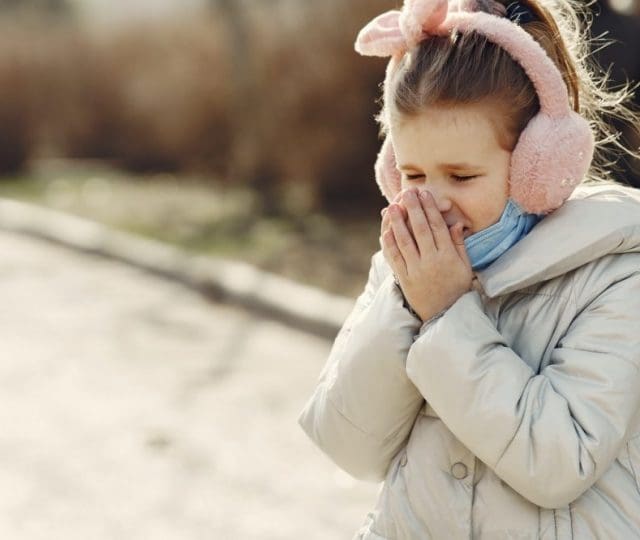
(0, 231), (380, 539)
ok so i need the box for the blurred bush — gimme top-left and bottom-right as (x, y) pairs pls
(40, 16), (233, 175)
(235, 0), (391, 216)
(0, 0), (638, 216)
(0, 0), (392, 217)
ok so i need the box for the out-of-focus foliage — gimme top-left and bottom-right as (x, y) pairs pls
(0, 0), (638, 216)
(0, 0), (70, 13)
(0, 0), (393, 216)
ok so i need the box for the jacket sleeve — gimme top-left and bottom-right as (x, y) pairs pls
(404, 270), (640, 509)
(297, 250), (425, 482)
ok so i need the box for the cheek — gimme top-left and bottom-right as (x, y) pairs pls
(467, 180), (509, 229)
(486, 173), (510, 208)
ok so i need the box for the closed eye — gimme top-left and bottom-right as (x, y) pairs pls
(405, 174), (479, 182)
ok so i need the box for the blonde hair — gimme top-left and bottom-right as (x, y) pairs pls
(375, 0), (640, 185)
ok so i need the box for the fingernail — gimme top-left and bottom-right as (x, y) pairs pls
(381, 208), (387, 216)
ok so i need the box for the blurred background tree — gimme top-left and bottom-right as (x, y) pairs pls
(0, 0), (71, 13)
(0, 0), (638, 213)
(591, 0), (640, 181)
(0, 0), (636, 296)
(213, 0), (281, 216)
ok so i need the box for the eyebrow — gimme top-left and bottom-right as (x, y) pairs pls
(399, 162), (481, 171)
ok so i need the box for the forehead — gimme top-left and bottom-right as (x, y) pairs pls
(390, 102), (508, 166)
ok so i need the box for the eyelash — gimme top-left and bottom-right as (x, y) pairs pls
(405, 174), (478, 182)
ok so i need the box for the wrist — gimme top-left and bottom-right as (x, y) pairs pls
(392, 274), (421, 319)
(392, 274), (450, 324)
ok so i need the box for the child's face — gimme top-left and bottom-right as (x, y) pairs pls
(390, 102), (512, 239)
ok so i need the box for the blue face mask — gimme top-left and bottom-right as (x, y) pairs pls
(463, 198), (544, 272)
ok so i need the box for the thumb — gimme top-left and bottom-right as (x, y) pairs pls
(452, 223), (471, 268)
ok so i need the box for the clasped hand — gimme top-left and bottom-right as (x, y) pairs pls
(380, 187), (473, 322)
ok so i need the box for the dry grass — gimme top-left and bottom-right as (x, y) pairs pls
(1, 159), (380, 298)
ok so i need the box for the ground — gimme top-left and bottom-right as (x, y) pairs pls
(0, 229), (380, 539)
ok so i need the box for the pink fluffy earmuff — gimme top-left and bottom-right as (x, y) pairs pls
(355, 0), (595, 215)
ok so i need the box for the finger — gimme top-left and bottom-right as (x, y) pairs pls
(419, 190), (450, 251)
(392, 190), (410, 222)
(381, 207), (388, 230)
(381, 207), (393, 238)
(389, 204), (420, 266)
(401, 188), (435, 256)
(397, 202), (413, 236)
(452, 222), (472, 268)
(392, 190), (412, 235)
(381, 227), (407, 276)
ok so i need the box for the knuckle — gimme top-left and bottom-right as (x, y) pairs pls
(406, 201), (422, 214)
(428, 214), (445, 227)
(413, 221), (430, 236)
(402, 194), (417, 207)
(397, 235), (413, 247)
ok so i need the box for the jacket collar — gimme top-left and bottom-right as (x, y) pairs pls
(475, 183), (640, 298)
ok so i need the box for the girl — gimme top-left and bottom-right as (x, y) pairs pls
(298, 0), (640, 538)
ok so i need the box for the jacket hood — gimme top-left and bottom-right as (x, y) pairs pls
(476, 182), (640, 298)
